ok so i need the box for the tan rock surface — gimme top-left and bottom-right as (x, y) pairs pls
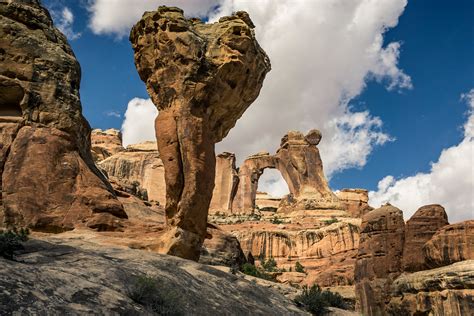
(423, 220), (474, 268)
(130, 6), (270, 260)
(402, 204), (449, 272)
(91, 128), (123, 162)
(99, 144), (166, 205)
(0, 0), (125, 231)
(336, 189), (373, 218)
(388, 260), (474, 316)
(209, 152), (239, 214)
(354, 204), (405, 315)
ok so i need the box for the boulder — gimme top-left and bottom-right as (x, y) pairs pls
(402, 204), (449, 272)
(423, 220), (474, 268)
(130, 6), (270, 260)
(0, 0), (125, 232)
(354, 204), (405, 315)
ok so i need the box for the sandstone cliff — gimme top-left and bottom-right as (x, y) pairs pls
(0, 0), (125, 232)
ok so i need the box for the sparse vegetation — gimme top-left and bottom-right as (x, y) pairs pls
(261, 257), (278, 272)
(295, 261), (305, 273)
(294, 284), (347, 315)
(240, 263), (275, 281)
(323, 216), (339, 226)
(270, 217), (283, 224)
(126, 274), (182, 315)
(0, 227), (29, 260)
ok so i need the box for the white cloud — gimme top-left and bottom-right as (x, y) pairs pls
(258, 169), (290, 198)
(105, 111), (121, 118)
(369, 90), (474, 223)
(121, 98), (158, 147)
(88, 0), (220, 37)
(52, 7), (82, 40)
(116, 1), (412, 194)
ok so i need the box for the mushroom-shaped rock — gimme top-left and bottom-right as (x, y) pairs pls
(130, 6), (271, 260)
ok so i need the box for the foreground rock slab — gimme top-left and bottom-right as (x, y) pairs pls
(0, 237), (305, 315)
(130, 6), (270, 260)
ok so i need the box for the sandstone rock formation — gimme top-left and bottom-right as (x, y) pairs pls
(209, 152), (239, 213)
(354, 204), (405, 315)
(99, 142), (166, 206)
(0, 0), (125, 232)
(130, 6), (270, 260)
(336, 189), (373, 218)
(388, 260), (474, 316)
(402, 204), (449, 272)
(0, 236), (305, 315)
(91, 128), (124, 162)
(423, 220), (474, 268)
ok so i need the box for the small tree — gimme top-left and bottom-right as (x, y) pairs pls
(261, 257), (277, 272)
(0, 228), (29, 260)
(295, 261), (305, 273)
(295, 284), (347, 314)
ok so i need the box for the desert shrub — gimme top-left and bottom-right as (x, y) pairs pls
(126, 274), (182, 315)
(270, 217), (283, 224)
(261, 257), (277, 272)
(0, 228), (29, 260)
(240, 263), (275, 281)
(295, 284), (347, 315)
(323, 217), (339, 226)
(295, 261), (305, 273)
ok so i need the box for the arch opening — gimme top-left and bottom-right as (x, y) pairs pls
(256, 168), (290, 212)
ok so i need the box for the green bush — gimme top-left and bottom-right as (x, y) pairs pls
(295, 261), (305, 273)
(126, 274), (182, 315)
(0, 228), (29, 260)
(261, 257), (278, 272)
(240, 263), (275, 281)
(270, 217), (283, 224)
(295, 284), (347, 315)
(323, 217), (339, 226)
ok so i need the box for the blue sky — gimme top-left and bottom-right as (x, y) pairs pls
(43, 0), (473, 220)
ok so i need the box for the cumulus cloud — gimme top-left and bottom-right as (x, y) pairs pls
(51, 7), (81, 40)
(114, 0), (412, 195)
(121, 98), (158, 147)
(369, 90), (474, 223)
(88, 0), (220, 37)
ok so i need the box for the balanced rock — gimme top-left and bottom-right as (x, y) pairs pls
(402, 204), (449, 272)
(423, 220), (474, 268)
(354, 204), (405, 315)
(130, 6), (270, 260)
(0, 0), (126, 232)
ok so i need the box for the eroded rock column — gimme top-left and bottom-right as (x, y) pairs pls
(130, 7), (270, 260)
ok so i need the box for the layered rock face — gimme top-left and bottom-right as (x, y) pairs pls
(402, 204), (449, 271)
(423, 220), (474, 268)
(354, 204), (405, 315)
(91, 129), (124, 162)
(99, 141), (166, 206)
(130, 6), (270, 260)
(388, 260), (474, 315)
(0, 0), (125, 232)
(336, 189), (372, 218)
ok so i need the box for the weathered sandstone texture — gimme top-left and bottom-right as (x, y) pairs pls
(336, 189), (373, 218)
(0, 0), (125, 232)
(130, 6), (270, 260)
(402, 204), (449, 272)
(354, 204), (405, 315)
(99, 141), (166, 206)
(0, 237), (305, 315)
(209, 152), (239, 213)
(388, 260), (474, 316)
(423, 220), (474, 268)
(91, 128), (124, 162)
